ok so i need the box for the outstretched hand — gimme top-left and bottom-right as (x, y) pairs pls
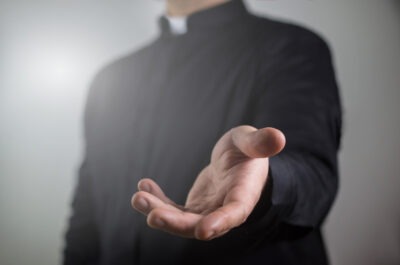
(131, 125), (285, 240)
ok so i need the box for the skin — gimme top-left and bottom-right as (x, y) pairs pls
(131, 125), (286, 240)
(166, 0), (230, 16)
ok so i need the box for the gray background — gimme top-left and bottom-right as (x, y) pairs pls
(1, 1), (399, 264)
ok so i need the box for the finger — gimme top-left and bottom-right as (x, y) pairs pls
(131, 190), (179, 215)
(232, 125), (286, 158)
(137, 178), (184, 210)
(195, 201), (250, 240)
(147, 208), (202, 238)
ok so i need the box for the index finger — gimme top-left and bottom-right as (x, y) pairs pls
(194, 201), (251, 240)
(147, 208), (203, 239)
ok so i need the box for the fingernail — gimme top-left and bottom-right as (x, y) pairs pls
(136, 197), (149, 212)
(154, 218), (165, 227)
(205, 230), (215, 240)
(141, 183), (151, 192)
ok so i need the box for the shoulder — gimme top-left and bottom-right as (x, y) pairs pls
(93, 39), (159, 84)
(84, 38), (160, 118)
(248, 14), (331, 56)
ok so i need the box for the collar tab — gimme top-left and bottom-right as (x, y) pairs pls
(158, 0), (248, 36)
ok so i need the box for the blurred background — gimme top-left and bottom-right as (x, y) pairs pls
(0, 1), (399, 264)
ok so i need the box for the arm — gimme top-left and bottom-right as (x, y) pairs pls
(63, 72), (105, 265)
(130, 28), (341, 243)
(231, 29), (342, 244)
(63, 160), (99, 265)
(254, 28), (342, 230)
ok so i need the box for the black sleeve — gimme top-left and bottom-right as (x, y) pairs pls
(63, 73), (104, 265)
(183, 29), (342, 260)
(245, 27), (342, 241)
(63, 160), (99, 265)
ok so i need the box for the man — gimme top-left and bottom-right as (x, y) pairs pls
(64, 0), (342, 264)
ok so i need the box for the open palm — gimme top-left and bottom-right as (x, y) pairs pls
(131, 125), (285, 240)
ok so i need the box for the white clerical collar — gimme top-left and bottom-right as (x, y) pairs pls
(165, 15), (188, 35)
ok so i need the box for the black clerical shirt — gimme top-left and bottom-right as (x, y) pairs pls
(64, 1), (342, 264)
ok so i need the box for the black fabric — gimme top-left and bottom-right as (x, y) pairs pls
(64, 1), (342, 264)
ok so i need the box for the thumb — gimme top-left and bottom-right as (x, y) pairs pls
(231, 125), (286, 158)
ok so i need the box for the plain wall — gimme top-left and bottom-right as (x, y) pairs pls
(0, 1), (399, 264)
